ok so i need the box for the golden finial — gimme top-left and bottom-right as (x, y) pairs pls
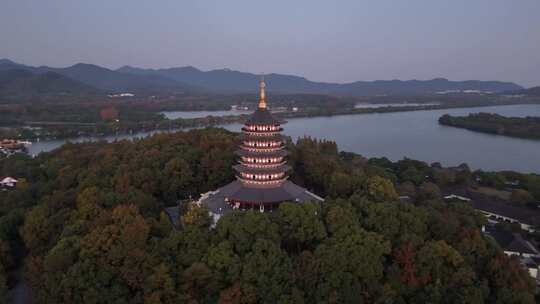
(259, 75), (266, 109)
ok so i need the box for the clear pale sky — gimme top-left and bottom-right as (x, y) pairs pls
(1, 0), (539, 87)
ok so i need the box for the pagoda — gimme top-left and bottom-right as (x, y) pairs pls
(199, 78), (323, 214)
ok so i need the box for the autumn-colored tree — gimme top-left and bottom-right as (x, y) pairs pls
(100, 106), (119, 121)
(181, 203), (211, 228)
(365, 176), (398, 202)
(219, 283), (257, 304)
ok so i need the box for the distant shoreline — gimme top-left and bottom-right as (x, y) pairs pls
(439, 112), (540, 140)
(2, 101), (540, 141)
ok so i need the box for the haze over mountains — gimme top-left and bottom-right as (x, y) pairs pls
(0, 59), (528, 97)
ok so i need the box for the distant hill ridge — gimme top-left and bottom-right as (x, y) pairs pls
(522, 86), (540, 96)
(0, 59), (197, 93)
(0, 69), (99, 97)
(0, 59), (525, 96)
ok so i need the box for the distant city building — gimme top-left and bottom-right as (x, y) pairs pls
(0, 139), (29, 155)
(198, 78), (323, 218)
(108, 93), (135, 98)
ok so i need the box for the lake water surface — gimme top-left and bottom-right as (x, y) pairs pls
(28, 105), (540, 173)
(354, 102), (440, 108)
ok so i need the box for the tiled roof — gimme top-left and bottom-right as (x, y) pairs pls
(472, 199), (540, 226)
(245, 108), (282, 125)
(200, 180), (323, 214)
(442, 187), (540, 226)
(486, 227), (538, 255)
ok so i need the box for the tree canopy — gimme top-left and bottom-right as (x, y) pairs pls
(0, 128), (536, 303)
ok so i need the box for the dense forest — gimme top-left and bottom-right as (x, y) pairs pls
(439, 113), (540, 139)
(0, 128), (539, 303)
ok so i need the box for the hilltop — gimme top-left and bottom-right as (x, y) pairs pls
(0, 69), (99, 98)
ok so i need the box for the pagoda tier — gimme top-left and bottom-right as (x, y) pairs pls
(235, 149), (288, 158)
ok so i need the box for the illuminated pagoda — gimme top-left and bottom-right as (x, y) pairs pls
(198, 78), (323, 214)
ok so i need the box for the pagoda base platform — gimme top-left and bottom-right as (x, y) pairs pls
(198, 180), (324, 215)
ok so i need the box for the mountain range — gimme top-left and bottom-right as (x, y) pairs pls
(0, 59), (527, 96)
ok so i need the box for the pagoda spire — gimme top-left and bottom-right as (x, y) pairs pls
(258, 75), (266, 109)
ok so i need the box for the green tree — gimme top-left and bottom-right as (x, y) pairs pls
(277, 202), (327, 251)
(327, 172), (354, 198)
(418, 182), (441, 201)
(314, 229), (391, 303)
(240, 239), (293, 303)
(216, 211), (280, 255)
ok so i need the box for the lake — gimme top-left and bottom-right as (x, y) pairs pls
(28, 104), (540, 173)
(354, 102), (440, 108)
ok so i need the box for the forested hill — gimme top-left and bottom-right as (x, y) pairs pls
(0, 69), (100, 98)
(0, 59), (523, 96)
(0, 128), (537, 303)
(439, 113), (540, 139)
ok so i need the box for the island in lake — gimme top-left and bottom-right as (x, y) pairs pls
(439, 113), (540, 139)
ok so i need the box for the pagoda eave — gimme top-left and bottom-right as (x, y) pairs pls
(233, 164), (291, 174)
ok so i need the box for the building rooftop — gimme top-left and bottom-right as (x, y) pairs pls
(472, 198), (540, 226)
(485, 227), (539, 255)
(200, 180), (323, 214)
(442, 187), (540, 226)
(245, 108), (283, 126)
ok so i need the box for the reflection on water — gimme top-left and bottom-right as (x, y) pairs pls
(29, 105), (540, 173)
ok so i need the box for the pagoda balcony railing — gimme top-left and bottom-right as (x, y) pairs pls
(240, 133), (286, 140)
(242, 141), (283, 148)
(241, 128), (283, 134)
(239, 145), (285, 153)
(242, 125), (282, 131)
(238, 161), (287, 168)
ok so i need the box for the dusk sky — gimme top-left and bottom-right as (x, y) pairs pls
(1, 0), (539, 87)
